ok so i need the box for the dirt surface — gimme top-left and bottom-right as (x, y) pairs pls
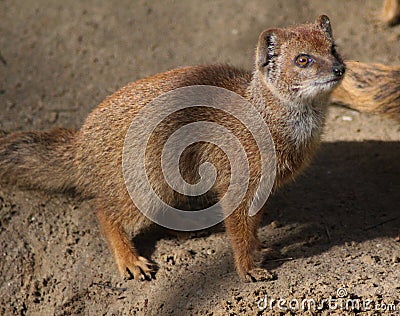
(0, 1), (399, 315)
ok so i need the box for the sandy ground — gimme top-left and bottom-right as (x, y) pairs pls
(0, 1), (399, 315)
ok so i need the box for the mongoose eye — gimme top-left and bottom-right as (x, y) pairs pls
(294, 54), (313, 68)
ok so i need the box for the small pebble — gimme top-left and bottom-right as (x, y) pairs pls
(270, 220), (281, 229)
(360, 255), (380, 264)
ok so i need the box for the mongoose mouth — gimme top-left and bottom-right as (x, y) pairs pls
(314, 77), (342, 87)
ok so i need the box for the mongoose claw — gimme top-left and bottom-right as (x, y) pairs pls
(245, 268), (276, 283)
(120, 255), (158, 281)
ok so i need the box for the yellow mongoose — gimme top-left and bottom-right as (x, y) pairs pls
(1, 15), (381, 282)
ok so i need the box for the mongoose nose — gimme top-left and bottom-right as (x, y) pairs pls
(332, 63), (345, 77)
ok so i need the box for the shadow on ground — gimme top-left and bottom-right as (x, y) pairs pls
(148, 140), (399, 314)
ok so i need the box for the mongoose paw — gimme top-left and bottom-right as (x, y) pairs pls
(118, 255), (157, 281)
(245, 267), (276, 283)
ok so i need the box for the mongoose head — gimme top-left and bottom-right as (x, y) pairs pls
(256, 15), (345, 103)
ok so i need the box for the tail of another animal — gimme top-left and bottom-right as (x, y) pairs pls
(0, 127), (78, 193)
(331, 60), (400, 122)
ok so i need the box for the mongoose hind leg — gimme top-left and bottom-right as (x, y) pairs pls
(96, 204), (156, 280)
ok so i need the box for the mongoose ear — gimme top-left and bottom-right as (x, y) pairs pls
(256, 28), (283, 71)
(316, 15), (333, 38)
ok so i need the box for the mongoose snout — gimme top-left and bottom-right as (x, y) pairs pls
(332, 62), (345, 78)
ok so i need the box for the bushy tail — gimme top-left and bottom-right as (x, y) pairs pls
(0, 127), (78, 193)
(331, 60), (400, 122)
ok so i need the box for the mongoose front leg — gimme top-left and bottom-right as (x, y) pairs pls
(96, 206), (155, 280)
(224, 204), (273, 282)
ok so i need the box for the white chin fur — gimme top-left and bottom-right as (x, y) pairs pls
(296, 78), (340, 100)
